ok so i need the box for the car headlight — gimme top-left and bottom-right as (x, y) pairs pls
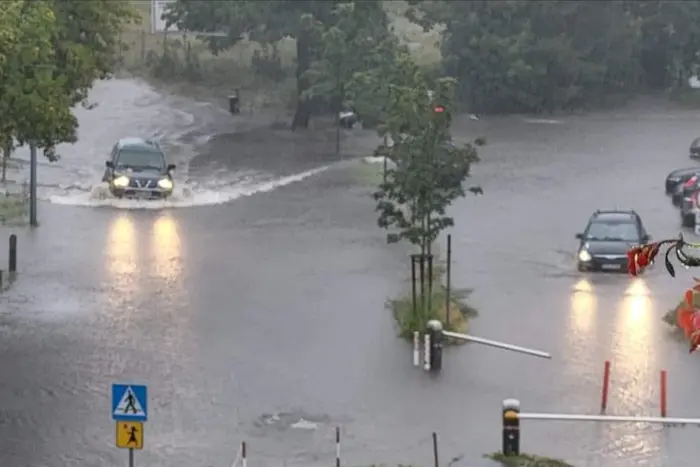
(157, 178), (173, 190)
(112, 176), (129, 188)
(578, 250), (592, 262)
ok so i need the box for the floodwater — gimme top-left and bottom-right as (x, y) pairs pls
(1, 79), (700, 467)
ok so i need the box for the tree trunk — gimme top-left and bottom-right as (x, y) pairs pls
(291, 30), (312, 131)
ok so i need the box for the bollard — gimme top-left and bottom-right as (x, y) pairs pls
(9, 234), (17, 273)
(413, 331), (420, 367)
(423, 332), (431, 371)
(228, 89), (240, 114)
(502, 399), (521, 456)
(660, 370), (667, 418)
(427, 320), (443, 372)
(600, 360), (611, 413)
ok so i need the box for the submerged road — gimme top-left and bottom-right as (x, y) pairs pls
(1, 80), (700, 467)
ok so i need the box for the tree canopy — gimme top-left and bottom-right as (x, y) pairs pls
(164, 0), (397, 128)
(409, 0), (700, 113)
(0, 0), (135, 162)
(373, 54), (482, 255)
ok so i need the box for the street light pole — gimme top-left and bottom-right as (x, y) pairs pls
(29, 143), (37, 227)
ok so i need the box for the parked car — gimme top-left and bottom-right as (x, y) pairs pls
(681, 189), (700, 227)
(102, 137), (176, 199)
(691, 137), (700, 159)
(672, 174), (700, 207)
(575, 210), (650, 272)
(665, 167), (700, 194)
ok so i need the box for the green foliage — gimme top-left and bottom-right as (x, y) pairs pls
(408, 0), (700, 113)
(372, 55), (482, 252)
(0, 0), (134, 161)
(164, 0), (399, 127)
(301, 2), (394, 118)
(486, 452), (574, 467)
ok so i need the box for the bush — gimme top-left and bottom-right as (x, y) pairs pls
(388, 255), (477, 342)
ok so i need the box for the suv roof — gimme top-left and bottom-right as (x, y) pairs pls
(590, 210), (639, 222)
(116, 137), (161, 152)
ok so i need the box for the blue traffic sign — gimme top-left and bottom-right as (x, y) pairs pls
(112, 384), (148, 422)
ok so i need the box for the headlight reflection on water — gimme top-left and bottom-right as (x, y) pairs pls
(623, 278), (651, 327)
(570, 279), (597, 333)
(107, 214), (137, 278)
(152, 215), (182, 282)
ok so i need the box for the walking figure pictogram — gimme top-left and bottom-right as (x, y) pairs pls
(125, 424), (139, 445)
(124, 391), (137, 414)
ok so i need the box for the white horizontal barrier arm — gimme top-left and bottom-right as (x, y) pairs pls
(518, 412), (700, 425)
(442, 331), (552, 359)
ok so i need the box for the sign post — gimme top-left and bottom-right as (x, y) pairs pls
(112, 384), (148, 466)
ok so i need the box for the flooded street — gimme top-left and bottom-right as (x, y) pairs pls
(2, 79), (700, 467)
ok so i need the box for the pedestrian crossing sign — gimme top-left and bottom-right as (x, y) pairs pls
(116, 421), (144, 449)
(112, 384), (148, 422)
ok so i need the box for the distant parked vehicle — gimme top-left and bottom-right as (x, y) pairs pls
(666, 167), (700, 194)
(691, 137), (700, 159)
(681, 188), (700, 227)
(672, 174), (700, 207)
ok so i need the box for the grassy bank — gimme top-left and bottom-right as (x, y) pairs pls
(388, 253), (477, 341)
(0, 189), (27, 226)
(487, 452), (574, 467)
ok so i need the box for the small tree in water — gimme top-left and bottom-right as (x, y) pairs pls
(373, 54), (483, 314)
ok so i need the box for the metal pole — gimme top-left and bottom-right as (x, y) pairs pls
(29, 144), (37, 227)
(442, 331), (552, 359)
(411, 255), (418, 320)
(446, 235), (451, 325)
(382, 135), (388, 183)
(9, 234), (17, 273)
(516, 412), (700, 426)
(129, 448), (134, 467)
(432, 432), (439, 467)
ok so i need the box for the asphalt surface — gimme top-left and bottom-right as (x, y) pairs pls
(2, 80), (700, 467)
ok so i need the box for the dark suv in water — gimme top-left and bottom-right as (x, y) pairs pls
(576, 210), (650, 272)
(102, 137), (176, 199)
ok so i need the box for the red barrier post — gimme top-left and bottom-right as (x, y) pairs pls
(601, 360), (611, 413)
(660, 370), (668, 418)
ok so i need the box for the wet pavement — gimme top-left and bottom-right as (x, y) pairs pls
(2, 80), (700, 466)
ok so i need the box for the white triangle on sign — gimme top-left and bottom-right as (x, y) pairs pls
(114, 386), (145, 417)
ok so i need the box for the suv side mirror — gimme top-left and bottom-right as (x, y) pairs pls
(642, 234), (651, 242)
(575, 233), (583, 240)
(105, 161), (113, 168)
(167, 164), (176, 171)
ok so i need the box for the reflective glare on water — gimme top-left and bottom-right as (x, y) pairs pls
(2, 81), (700, 467)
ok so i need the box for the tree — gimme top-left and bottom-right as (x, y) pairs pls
(0, 0), (136, 166)
(373, 54), (482, 309)
(405, 1), (644, 113)
(164, 0), (380, 129)
(302, 1), (394, 152)
(624, 1), (700, 88)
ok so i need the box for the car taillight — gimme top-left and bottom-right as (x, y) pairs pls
(685, 176), (698, 187)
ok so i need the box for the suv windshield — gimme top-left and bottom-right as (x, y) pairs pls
(586, 220), (640, 242)
(116, 150), (164, 170)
